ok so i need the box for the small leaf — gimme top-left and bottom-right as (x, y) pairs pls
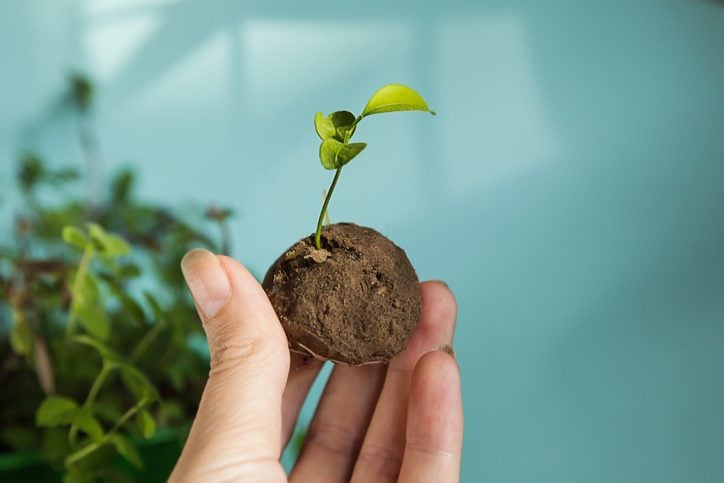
(41, 427), (71, 465)
(328, 110), (356, 127)
(36, 396), (79, 427)
(110, 434), (143, 469)
(87, 223), (130, 257)
(10, 309), (33, 356)
(120, 364), (159, 401)
(73, 335), (120, 363)
(315, 110), (358, 141)
(319, 139), (367, 170)
(329, 111), (357, 141)
(77, 272), (100, 305)
(77, 304), (110, 340)
(62, 226), (89, 250)
(136, 409), (156, 439)
(361, 84), (435, 117)
(72, 411), (104, 442)
(314, 112), (337, 140)
(18, 152), (45, 192)
(161, 401), (184, 422)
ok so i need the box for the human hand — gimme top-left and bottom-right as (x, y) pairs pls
(169, 249), (462, 482)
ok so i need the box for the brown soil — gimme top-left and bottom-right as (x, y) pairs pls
(262, 223), (421, 365)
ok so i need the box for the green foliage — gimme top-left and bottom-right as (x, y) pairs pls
(319, 139), (367, 170)
(361, 83), (436, 117)
(110, 434), (142, 469)
(0, 73), (232, 481)
(313, 84), (435, 249)
(87, 223), (131, 258)
(10, 309), (33, 356)
(72, 412), (104, 442)
(136, 410), (156, 440)
(18, 152), (79, 194)
(69, 73), (94, 112)
(36, 396), (80, 427)
(62, 226), (89, 251)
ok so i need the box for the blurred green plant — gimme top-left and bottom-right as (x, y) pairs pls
(0, 73), (234, 481)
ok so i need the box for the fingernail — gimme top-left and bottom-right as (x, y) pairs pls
(438, 344), (456, 359)
(181, 249), (231, 319)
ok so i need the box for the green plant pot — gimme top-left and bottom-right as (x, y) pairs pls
(0, 429), (185, 482)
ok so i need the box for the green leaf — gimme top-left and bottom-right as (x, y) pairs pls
(36, 396), (79, 427)
(72, 411), (104, 442)
(18, 152), (45, 192)
(361, 84), (435, 117)
(314, 112), (337, 140)
(161, 401), (184, 422)
(329, 111), (357, 141)
(110, 434), (143, 469)
(87, 223), (130, 257)
(10, 309), (33, 356)
(73, 335), (120, 363)
(315, 110), (358, 142)
(77, 304), (110, 340)
(319, 139), (367, 170)
(120, 364), (159, 401)
(41, 427), (71, 465)
(62, 226), (89, 250)
(77, 272), (100, 305)
(136, 409), (156, 439)
(114, 289), (146, 327)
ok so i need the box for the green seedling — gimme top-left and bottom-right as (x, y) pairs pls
(313, 84), (435, 249)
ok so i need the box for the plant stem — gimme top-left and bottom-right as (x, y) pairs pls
(84, 363), (112, 411)
(314, 167), (342, 250)
(69, 361), (113, 447)
(65, 244), (94, 338)
(110, 397), (149, 434)
(322, 190), (331, 226)
(65, 397), (149, 468)
(130, 321), (164, 363)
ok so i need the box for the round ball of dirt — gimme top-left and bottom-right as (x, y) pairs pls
(262, 223), (421, 365)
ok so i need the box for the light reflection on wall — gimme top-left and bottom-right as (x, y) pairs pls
(437, 15), (559, 197)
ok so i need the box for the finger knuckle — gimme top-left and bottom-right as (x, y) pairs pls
(208, 330), (274, 376)
(305, 421), (364, 458)
(356, 442), (403, 479)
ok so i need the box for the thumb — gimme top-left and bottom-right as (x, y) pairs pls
(170, 249), (289, 482)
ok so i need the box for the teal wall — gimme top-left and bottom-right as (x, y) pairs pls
(2, 0), (724, 481)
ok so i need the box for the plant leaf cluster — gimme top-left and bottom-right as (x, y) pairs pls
(313, 84), (435, 171)
(0, 74), (235, 481)
(312, 84), (435, 249)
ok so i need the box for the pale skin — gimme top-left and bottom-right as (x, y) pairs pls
(170, 248), (463, 482)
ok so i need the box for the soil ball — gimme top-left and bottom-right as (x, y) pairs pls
(262, 223), (421, 365)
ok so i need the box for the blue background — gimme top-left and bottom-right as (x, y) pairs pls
(2, 0), (724, 481)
